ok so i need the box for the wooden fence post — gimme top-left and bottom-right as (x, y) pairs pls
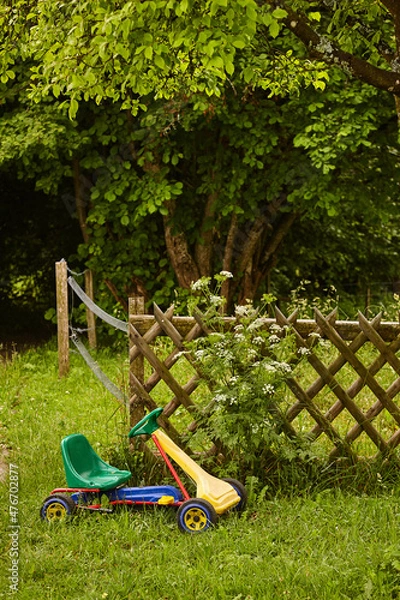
(56, 259), (70, 377)
(84, 269), (97, 349)
(129, 296), (145, 425)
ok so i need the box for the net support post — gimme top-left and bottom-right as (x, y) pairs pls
(84, 269), (97, 349)
(129, 295), (145, 425)
(56, 259), (70, 377)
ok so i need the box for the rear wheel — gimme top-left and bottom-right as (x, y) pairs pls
(222, 478), (248, 512)
(177, 498), (217, 533)
(40, 493), (77, 522)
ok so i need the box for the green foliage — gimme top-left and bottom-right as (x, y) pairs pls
(6, 0), (327, 111)
(1, 0), (400, 322)
(0, 102), (81, 193)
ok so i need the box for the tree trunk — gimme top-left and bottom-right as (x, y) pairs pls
(163, 200), (200, 288)
(221, 211), (239, 306)
(237, 210), (299, 303)
(195, 192), (217, 277)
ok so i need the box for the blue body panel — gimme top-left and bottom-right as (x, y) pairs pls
(70, 484), (183, 505)
(109, 485), (183, 503)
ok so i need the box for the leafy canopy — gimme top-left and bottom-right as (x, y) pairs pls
(1, 0), (330, 117)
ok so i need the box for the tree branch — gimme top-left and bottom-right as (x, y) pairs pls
(104, 278), (128, 312)
(260, 210), (299, 272)
(263, 0), (400, 95)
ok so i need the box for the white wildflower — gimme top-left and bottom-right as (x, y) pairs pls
(190, 277), (210, 291)
(298, 347), (311, 356)
(253, 336), (264, 346)
(269, 335), (280, 345)
(308, 332), (321, 339)
(235, 305), (250, 317)
(319, 339), (330, 349)
(263, 363), (277, 372)
(248, 318), (265, 331)
(277, 362), (292, 373)
(240, 382), (252, 393)
(214, 393), (228, 404)
(234, 333), (245, 342)
(219, 270), (233, 278)
(262, 384), (275, 395)
(270, 323), (283, 333)
(210, 294), (224, 306)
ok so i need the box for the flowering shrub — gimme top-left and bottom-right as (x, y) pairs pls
(187, 273), (306, 481)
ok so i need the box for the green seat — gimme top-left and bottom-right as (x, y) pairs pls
(61, 434), (131, 491)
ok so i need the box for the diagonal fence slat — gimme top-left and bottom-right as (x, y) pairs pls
(282, 308), (340, 423)
(328, 313), (400, 458)
(129, 370), (181, 442)
(357, 311), (400, 376)
(153, 303), (213, 390)
(279, 307), (391, 455)
(129, 304), (175, 422)
(129, 321), (196, 412)
(129, 305), (175, 363)
(130, 304), (208, 426)
(311, 314), (387, 438)
(275, 307), (355, 455)
(315, 309), (400, 431)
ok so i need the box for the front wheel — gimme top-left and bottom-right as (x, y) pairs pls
(40, 493), (77, 522)
(222, 478), (248, 512)
(176, 499), (217, 534)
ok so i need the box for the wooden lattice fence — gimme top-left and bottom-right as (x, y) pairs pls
(128, 305), (400, 462)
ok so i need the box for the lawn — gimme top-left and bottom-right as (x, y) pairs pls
(1, 343), (400, 600)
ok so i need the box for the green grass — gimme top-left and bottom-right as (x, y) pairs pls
(1, 343), (400, 599)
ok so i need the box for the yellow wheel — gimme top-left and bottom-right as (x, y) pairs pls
(177, 499), (217, 533)
(40, 493), (76, 522)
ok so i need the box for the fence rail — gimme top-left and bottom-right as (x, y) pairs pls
(57, 260), (400, 462)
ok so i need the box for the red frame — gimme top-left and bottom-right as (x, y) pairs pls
(151, 433), (191, 501)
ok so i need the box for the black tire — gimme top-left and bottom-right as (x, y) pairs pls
(176, 498), (218, 533)
(40, 493), (77, 522)
(222, 478), (248, 512)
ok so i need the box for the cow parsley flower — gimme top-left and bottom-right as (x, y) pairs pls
(298, 347), (311, 356)
(262, 384), (275, 395)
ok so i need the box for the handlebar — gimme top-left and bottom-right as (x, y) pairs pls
(128, 407), (164, 438)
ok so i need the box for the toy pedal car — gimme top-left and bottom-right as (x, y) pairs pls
(40, 408), (247, 533)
